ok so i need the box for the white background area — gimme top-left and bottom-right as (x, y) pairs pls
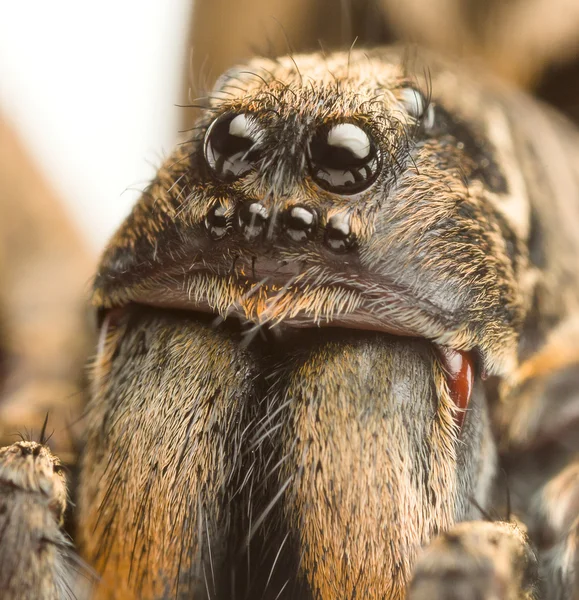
(0, 1), (193, 250)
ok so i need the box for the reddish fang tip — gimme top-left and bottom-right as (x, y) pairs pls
(435, 346), (475, 430)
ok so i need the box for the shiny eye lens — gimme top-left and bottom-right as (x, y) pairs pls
(204, 113), (262, 180)
(308, 123), (381, 194)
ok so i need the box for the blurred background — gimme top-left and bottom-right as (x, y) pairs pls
(0, 1), (193, 249)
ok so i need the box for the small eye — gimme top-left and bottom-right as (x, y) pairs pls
(308, 123), (381, 194)
(204, 113), (262, 181)
(399, 88), (434, 129)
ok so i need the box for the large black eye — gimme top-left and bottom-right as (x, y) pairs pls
(308, 123), (381, 194)
(204, 113), (262, 181)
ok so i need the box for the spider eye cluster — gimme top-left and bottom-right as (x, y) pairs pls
(204, 112), (381, 194)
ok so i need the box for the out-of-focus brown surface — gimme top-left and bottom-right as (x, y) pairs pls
(183, 0), (393, 124)
(185, 0), (579, 126)
(379, 0), (579, 87)
(0, 114), (94, 462)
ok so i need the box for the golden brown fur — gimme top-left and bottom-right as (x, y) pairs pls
(81, 307), (497, 599)
(80, 309), (262, 598)
(2, 2), (579, 599)
(80, 45), (579, 599)
(271, 334), (474, 599)
(95, 49), (537, 375)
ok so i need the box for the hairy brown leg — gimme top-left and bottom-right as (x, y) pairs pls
(0, 440), (93, 599)
(527, 458), (579, 598)
(408, 520), (539, 600)
(489, 316), (579, 599)
(497, 316), (579, 452)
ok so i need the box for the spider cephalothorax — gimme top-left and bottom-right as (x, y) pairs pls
(94, 49), (531, 383)
(76, 46), (579, 600)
